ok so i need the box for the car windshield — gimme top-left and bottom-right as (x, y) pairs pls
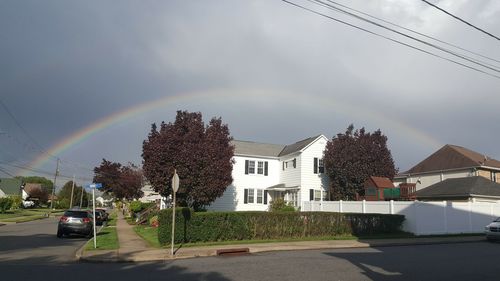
(64, 211), (90, 218)
(494, 217), (500, 222)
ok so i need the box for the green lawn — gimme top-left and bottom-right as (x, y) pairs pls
(134, 225), (161, 248)
(85, 226), (119, 251)
(0, 208), (64, 222)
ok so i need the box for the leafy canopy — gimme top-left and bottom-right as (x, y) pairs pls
(142, 110), (234, 211)
(324, 124), (397, 200)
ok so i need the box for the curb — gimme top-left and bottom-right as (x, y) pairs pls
(77, 236), (486, 263)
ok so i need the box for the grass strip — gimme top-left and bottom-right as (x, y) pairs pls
(85, 226), (119, 251)
(132, 225), (421, 249)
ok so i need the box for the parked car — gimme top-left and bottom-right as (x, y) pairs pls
(96, 208), (109, 221)
(57, 209), (93, 238)
(485, 217), (500, 241)
(94, 209), (107, 226)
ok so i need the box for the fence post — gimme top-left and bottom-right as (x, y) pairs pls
(339, 200), (343, 213)
(468, 201), (472, 232)
(362, 200), (366, 214)
(390, 200), (394, 214)
(443, 201), (448, 234)
(414, 201), (419, 235)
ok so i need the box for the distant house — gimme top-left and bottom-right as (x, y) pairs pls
(139, 184), (163, 204)
(208, 135), (329, 211)
(0, 178), (22, 198)
(394, 144), (500, 191)
(416, 176), (500, 202)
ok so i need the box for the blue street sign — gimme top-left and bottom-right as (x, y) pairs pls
(88, 183), (102, 188)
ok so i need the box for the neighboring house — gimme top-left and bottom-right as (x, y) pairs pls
(394, 144), (500, 191)
(208, 135), (329, 211)
(139, 184), (163, 204)
(416, 176), (500, 202)
(0, 178), (22, 198)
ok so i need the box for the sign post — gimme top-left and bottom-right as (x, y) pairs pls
(171, 169), (179, 257)
(89, 183), (102, 249)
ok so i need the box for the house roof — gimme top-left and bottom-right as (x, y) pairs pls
(366, 176), (395, 188)
(232, 140), (285, 157)
(0, 178), (22, 196)
(278, 135), (323, 157)
(399, 144), (500, 175)
(232, 135), (325, 158)
(24, 183), (42, 196)
(416, 176), (500, 199)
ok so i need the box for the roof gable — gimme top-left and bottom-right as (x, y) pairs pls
(366, 176), (394, 188)
(279, 135), (325, 157)
(416, 176), (500, 198)
(0, 178), (22, 196)
(403, 144), (500, 174)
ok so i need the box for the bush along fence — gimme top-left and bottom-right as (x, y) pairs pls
(158, 209), (405, 245)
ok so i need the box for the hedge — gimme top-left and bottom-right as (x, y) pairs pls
(158, 209), (405, 245)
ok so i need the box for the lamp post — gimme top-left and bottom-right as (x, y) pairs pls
(171, 169), (179, 257)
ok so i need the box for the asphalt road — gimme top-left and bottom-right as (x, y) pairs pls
(0, 217), (89, 264)
(0, 235), (499, 281)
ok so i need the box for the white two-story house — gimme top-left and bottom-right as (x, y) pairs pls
(208, 135), (329, 211)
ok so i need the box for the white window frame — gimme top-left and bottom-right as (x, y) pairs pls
(318, 159), (325, 174)
(248, 189), (255, 203)
(314, 190), (322, 201)
(257, 161), (264, 175)
(256, 189), (263, 204)
(248, 161), (255, 174)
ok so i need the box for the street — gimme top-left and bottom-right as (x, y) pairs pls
(0, 220), (499, 281)
(0, 217), (88, 264)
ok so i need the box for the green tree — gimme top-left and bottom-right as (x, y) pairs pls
(57, 181), (89, 209)
(323, 124), (397, 200)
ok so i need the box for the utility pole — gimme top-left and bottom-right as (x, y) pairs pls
(69, 175), (75, 208)
(79, 185), (84, 208)
(49, 158), (60, 214)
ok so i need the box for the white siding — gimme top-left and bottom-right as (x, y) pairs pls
(208, 155), (279, 211)
(279, 154), (301, 188)
(402, 169), (474, 190)
(299, 136), (329, 203)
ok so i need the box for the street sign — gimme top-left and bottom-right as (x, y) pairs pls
(172, 171), (179, 193)
(89, 183), (102, 188)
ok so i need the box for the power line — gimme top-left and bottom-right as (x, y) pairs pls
(420, 0), (500, 42)
(281, 0), (500, 80)
(308, 0), (500, 74)
(321, 0), (500, 66)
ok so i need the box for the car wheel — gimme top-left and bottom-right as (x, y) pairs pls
(86, 229), (93, 238)
(57, 229), (63, 238)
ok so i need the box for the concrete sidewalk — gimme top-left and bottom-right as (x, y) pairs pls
(77, 213), (487, 263)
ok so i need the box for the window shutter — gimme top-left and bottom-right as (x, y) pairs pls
(244, 189), (248, 204)
(264, 161), (268, 176)
(314, 157), (318, 174)
(245, 160), (249, 175)
(293, 158), (296, 168)
(264, 190), (268, 204)
(282, 161), (285, 170)
(309, 189), (314, 201)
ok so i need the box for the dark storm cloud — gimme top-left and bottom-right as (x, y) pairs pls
(0, 0), (499, 182)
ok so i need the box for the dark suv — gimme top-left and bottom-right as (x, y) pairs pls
(57, 209), (93, 238)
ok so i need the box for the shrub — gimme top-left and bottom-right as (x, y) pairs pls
(8, 195), (22, 210)
(269, 198), (296, 212)
(129, 201), (143, 213)
(0, 197), (13, 213)
(149, 215), (159, 227)
(158, 210), (405, 245)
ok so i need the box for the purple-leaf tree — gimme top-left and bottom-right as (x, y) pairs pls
(142, 111), (234, 211)
(323, 124), (397, 200)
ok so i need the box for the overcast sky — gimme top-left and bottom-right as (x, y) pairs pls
(1, 0), (499, 185)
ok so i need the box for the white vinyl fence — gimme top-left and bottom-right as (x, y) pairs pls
(301, 200), (500, 235)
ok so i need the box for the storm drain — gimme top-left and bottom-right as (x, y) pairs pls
(216, 248), (250, 256)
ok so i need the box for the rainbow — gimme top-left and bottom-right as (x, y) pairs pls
(28, 88), (442, 172)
